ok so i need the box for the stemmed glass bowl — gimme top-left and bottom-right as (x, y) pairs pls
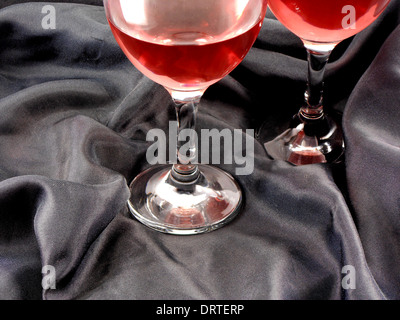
(263, 0), (391, 165)
(104, 0), (269, 234)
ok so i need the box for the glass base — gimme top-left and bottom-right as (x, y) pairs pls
(128, 164), (242, 235)
(263, 113), (345, 165)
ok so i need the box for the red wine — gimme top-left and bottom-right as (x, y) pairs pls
(105, 0), (268, 92)
(268, 0), (391, 43)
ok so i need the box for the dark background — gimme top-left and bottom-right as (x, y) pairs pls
(1, 0), (103, 9)
(0, 0), (399, 300)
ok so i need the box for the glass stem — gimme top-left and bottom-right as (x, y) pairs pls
(170, 92), (201, 184)
(300, 46), (333, 120)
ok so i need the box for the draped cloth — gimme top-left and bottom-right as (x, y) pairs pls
(0, 1), (399, 299)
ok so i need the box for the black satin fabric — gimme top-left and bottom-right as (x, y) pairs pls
(0, 1), (399, 300)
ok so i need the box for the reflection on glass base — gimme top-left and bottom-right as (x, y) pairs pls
(128, 164), (242, 235)
(264, 113), (345, 165)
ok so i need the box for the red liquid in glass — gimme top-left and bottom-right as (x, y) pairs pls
(106, 0), (267, 92)
(268, 0), (391, 43)
(108, 19), (263, 92)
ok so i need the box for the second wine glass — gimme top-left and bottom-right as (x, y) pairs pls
(263, 0), (391, 165)
(104, 0), (269, 234)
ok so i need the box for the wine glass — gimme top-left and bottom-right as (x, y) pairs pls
(103, 0), (269, 234)
(263, 0), (391, 165)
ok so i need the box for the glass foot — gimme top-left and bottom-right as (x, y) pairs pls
(128, 164), (242, 235)
(263, 113), (345, 165)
